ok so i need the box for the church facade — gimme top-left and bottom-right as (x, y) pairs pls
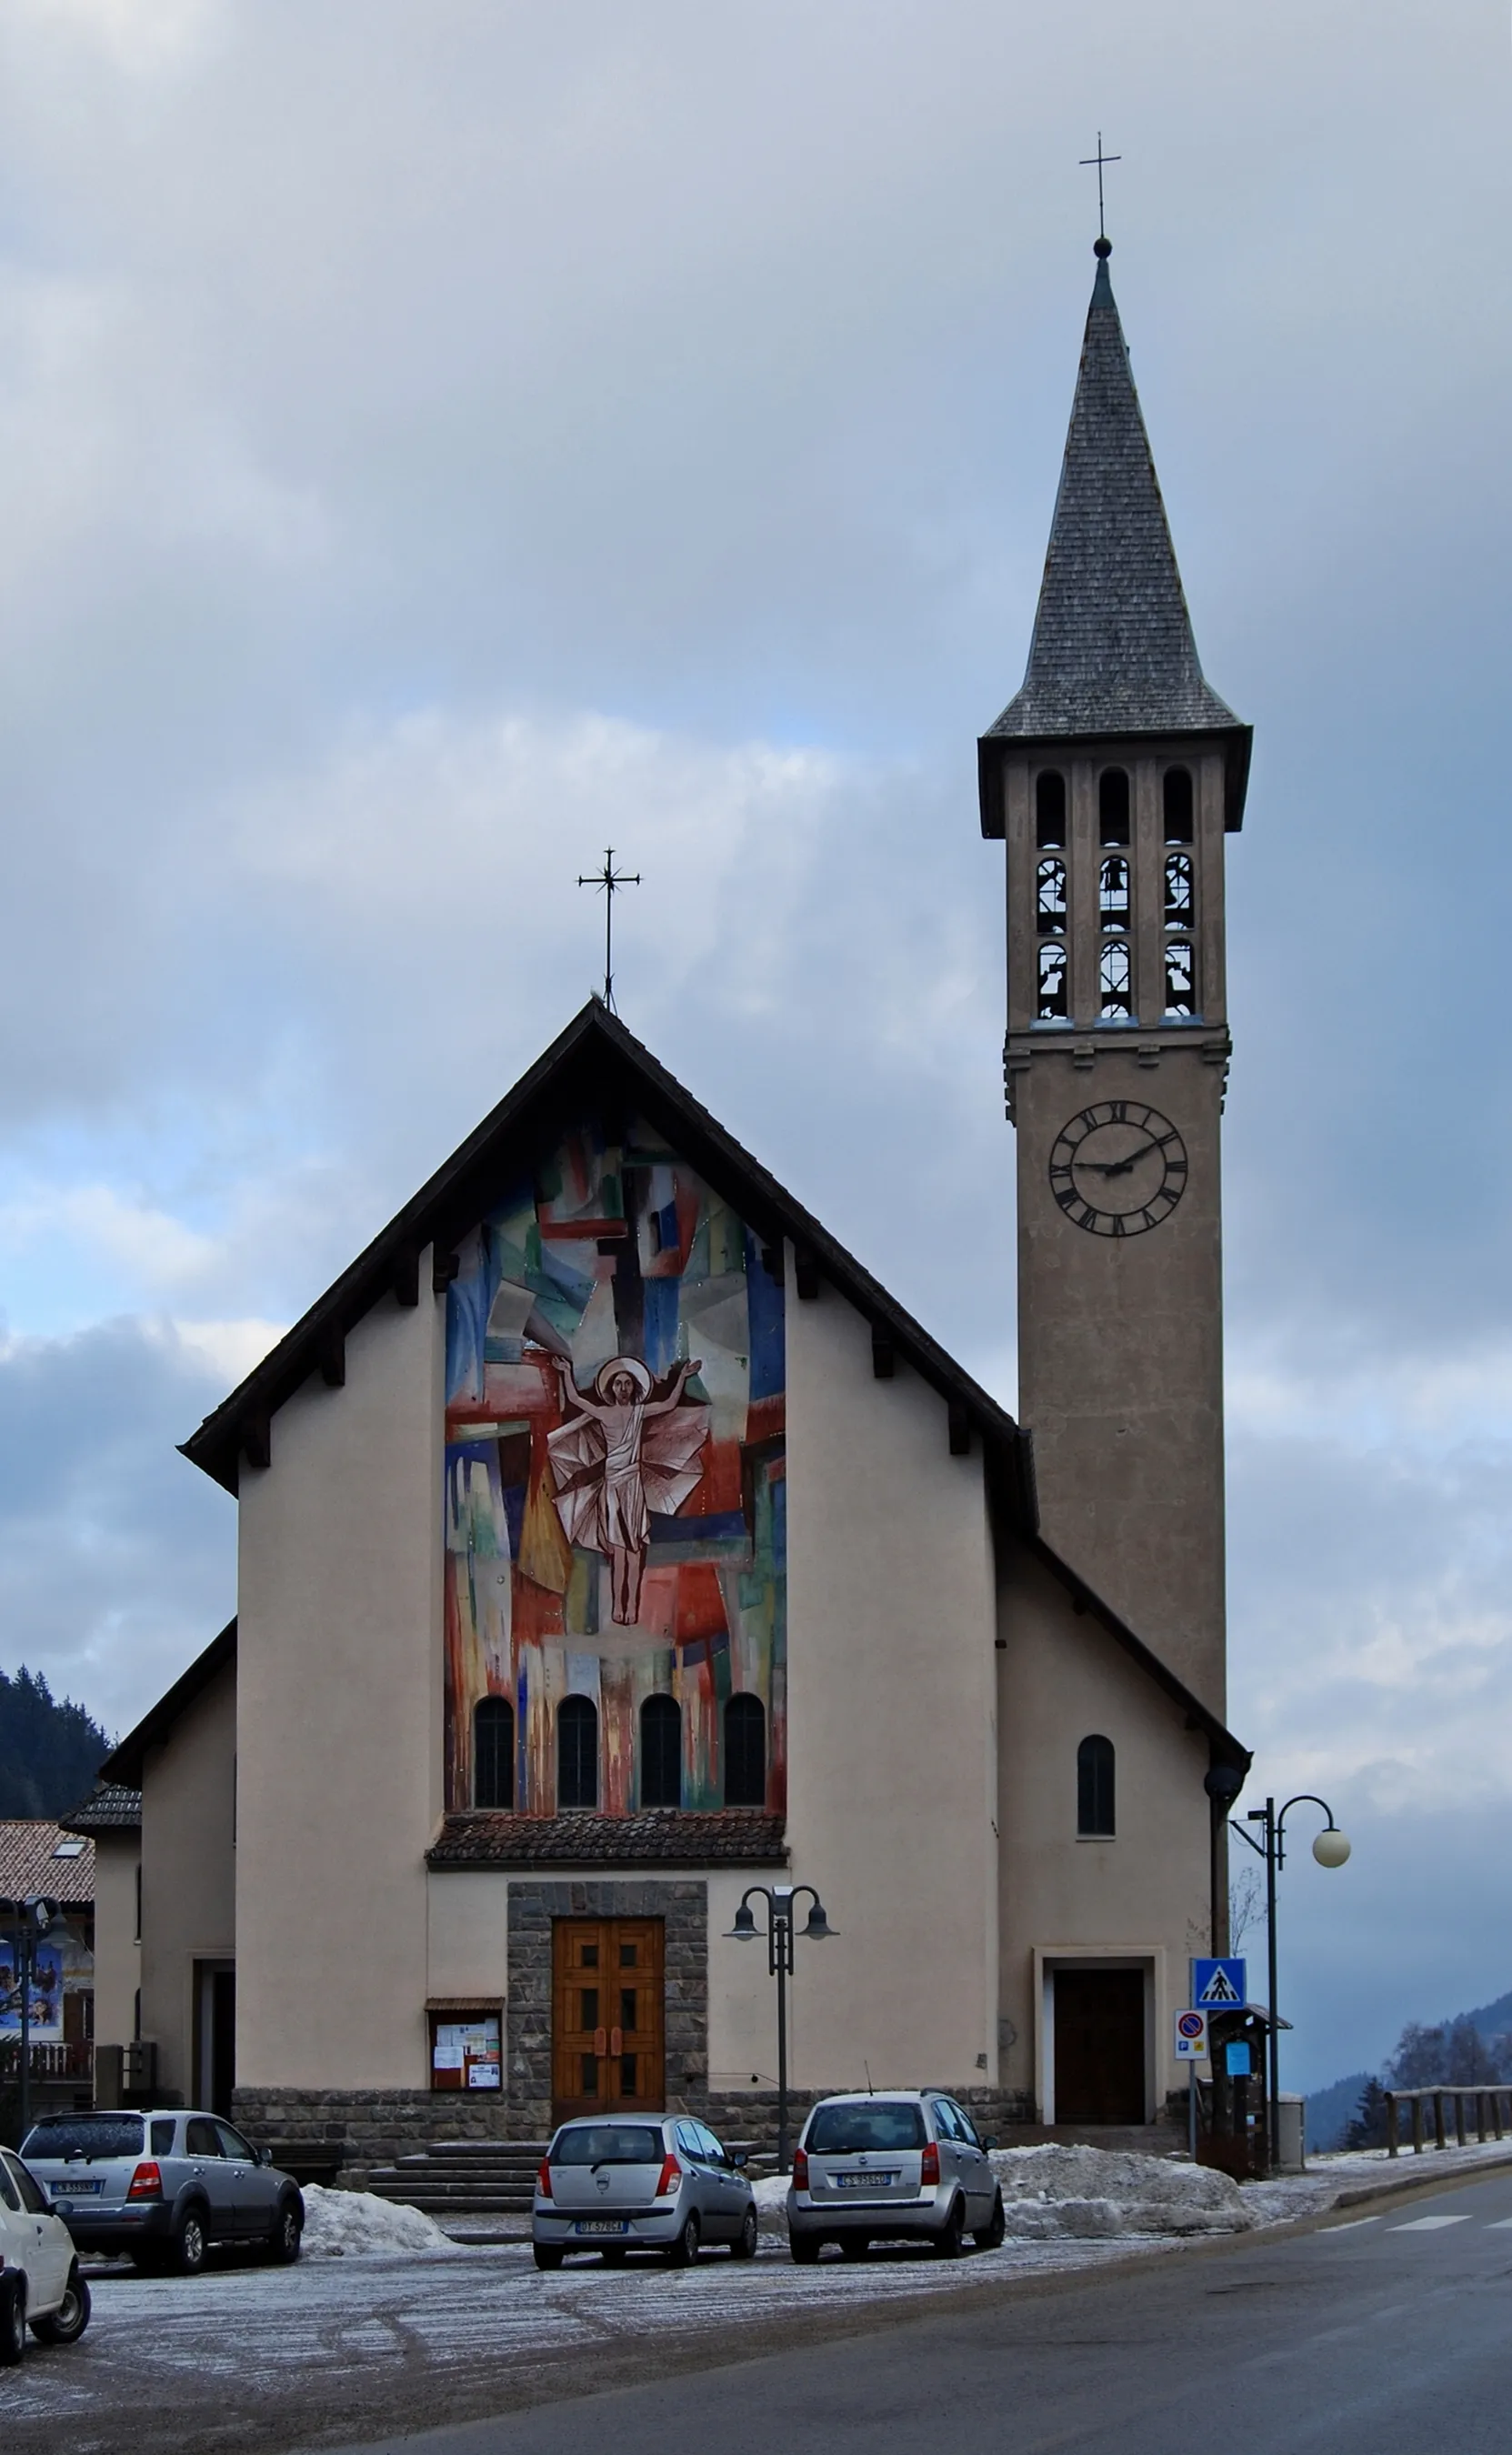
(101, 242), (1252, 2158)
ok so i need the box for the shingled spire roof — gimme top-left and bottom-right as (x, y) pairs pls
(980, 243), (1249, 827)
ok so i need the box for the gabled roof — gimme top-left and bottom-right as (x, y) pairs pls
(174, 1004), (1247, 1770)
(980, 244), (1250, 833)
(0, 1820), (95, 1909)
(180, 1000), (1039, 1519)
(99, 1620), (236, 1790)
(60, 1783), (142, 1837)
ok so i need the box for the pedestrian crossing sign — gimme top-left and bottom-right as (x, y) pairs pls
(1191, 1957), (1246, 2009)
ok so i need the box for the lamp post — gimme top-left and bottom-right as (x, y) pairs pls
(0, 1895), (60, 2147)
(1230, 1798), (1350, 2175)
(724, 1884), (835, 2173)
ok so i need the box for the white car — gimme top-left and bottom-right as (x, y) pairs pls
(0, 2141), (91, 2364)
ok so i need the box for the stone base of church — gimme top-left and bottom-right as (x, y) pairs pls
(232, 2082), (1050, 2182)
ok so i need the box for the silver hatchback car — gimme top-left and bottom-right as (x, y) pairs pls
(533, 2115), (758, 2269)
(786, 2090), (1004, 2261)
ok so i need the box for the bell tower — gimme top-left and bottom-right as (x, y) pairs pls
(978, 239), (1250, 1715)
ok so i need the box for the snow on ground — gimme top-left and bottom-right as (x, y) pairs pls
(299, 2184), (455, 2257)
(990, 2145), (1251, 2238)
(1244, 2134), (1512, 2225)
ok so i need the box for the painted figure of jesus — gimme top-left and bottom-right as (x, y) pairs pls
(546, 1355), (707, 1625)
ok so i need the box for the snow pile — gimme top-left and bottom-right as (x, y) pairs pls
(299, 2185), (457, 2258)
(990, 2145), (1253, 2239)
(753, 2175), (791, 2218)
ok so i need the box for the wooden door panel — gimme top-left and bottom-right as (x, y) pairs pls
(1053, 1968), (1145, 2125)
(552, 1919), (665, 2125)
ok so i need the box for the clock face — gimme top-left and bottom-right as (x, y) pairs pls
(1048, 1101), (1187, 1237)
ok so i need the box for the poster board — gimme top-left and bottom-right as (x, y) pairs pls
(429, 2010), (502, 2091)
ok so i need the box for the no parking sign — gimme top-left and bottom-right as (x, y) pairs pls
(1175, 2008), (1209, 2060)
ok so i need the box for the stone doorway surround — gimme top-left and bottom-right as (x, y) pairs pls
(506, 1879), (706, 2135)
(1032, 1944), (1167, 2127)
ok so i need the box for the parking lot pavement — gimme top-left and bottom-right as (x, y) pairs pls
(1, 2230), (1167, 2455)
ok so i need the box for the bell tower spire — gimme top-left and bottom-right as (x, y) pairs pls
(979, 243), (1250, 1714)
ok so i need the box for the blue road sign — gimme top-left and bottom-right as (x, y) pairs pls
(1191, 1957), (1247, 2009)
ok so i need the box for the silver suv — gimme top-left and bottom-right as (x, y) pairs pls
(20, 2109), (304, 2273)
(786, 2090), (1004, 2261)
(533, 2115), (758, 2268)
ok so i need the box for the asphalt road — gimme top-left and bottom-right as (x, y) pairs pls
(342, 2166), (1512, 2455)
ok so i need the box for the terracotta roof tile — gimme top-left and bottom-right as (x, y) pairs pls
(0, 1820), (95, 1907)
(427, 1809), (787, 1869)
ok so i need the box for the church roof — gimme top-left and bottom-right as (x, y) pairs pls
(180, 1001), (1037, 1518)
(59, 1782), (143, 1836)
(979, 245), (1250, 832)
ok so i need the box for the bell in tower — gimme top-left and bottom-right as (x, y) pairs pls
(978, 236), (1251, 1715)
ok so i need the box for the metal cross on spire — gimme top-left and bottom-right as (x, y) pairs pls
(577, 847), (640, 1013)
(1079, 132), (1122, 243)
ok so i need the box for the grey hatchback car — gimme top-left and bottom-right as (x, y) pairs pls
(786, 2090), (1004, 2260)
(533, 2115), (758, 2268)
(21, 2109), (304, 2273)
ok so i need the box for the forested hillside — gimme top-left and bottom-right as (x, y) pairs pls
(0, 1666), (112, 1817)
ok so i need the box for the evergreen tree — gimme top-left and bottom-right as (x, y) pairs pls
(1345, 2077), (1390, 2150)
(0, 1666), (112, 1817)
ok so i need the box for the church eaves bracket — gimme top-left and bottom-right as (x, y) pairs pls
(871, 1324), (896, 1380)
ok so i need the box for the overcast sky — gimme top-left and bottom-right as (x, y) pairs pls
(1, 0), (1509, 2094)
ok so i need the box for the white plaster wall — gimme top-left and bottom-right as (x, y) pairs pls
(426, 1873), (509, 2004)
(89, 1835), (141, 2052)
(782, 1262), (999, 2090)
(139, 1663), (236, 2102)
(236, 1278), (444, 2089)
(996, 1543), (1213, 2113)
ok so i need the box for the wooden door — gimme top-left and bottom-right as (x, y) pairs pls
(551, 1919), (665, 2125)
(1053, 1968), (1146, 2125)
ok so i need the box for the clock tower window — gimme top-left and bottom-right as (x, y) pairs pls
(1098, 767), (1131, 846)
(1036, 857), (1068, 935)
(1037, 939), (1069, 1021)
(1162, 765), (1194, 843)
(1163, 853), (1194, 930)
(1098, 853), (1131, 928)
(1098, 936), (1133, 1019)
(1036, 769), (1067, 847)
(1164, 938), (1197, 1018)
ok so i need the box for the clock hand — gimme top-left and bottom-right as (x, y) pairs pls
(1074, 1138), (1164, 1177)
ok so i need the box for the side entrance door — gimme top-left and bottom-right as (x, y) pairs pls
(1053, 1967), (1147, 2125)
(551, 1919), (665, 2126)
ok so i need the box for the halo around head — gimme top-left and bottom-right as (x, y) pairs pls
(595, 1355), (653, 1401)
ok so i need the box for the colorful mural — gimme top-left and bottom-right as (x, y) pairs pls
(444, 1117), (786, 1815)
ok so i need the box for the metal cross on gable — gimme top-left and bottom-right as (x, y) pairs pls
(577, 847), (640, 1013)
(1079, 132), (1122, 242)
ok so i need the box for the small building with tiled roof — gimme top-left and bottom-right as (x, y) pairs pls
(0, 1819), (98, 2109)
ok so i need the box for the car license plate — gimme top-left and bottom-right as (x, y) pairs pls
(52, 2179), (104, 2195)
(572, 2219), (629, 2235)
(836, 2171), (897, 2190)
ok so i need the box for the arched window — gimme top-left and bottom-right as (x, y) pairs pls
(1077, 1735), (1116, 1837)
(1098, 767), (1130, 847)
(1036, 940), (1069, 1021)
(640, 1693), (682, 1810)
(724, 1693), (766, 1809)
(474, 1696), (515, 1809)
(1098, 937), (1133, 1020)
(1164, 940), (1197, 1017)
(1098, 855), (1130, 928)
(1036, 770), (1066, 848)
(1164, 853), (1194, 931)
(1036, 857), (1067, 935)
(557, 1695), (599, 1811)
(1163, 766), (1194, 843)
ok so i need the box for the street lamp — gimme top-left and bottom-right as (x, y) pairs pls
(1230, 1797), (1350, 2175)
(0, 1894), (61, 2147)
(724, 1884), (835, 2173)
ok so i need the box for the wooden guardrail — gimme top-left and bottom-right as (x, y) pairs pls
(1385, 2086), (1511, 2155)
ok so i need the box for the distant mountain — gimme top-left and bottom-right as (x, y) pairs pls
(0, 1666), (112, 1819)
(1306, 2071), (1372, 2156)
(1308, 1990), (1512, 2152)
